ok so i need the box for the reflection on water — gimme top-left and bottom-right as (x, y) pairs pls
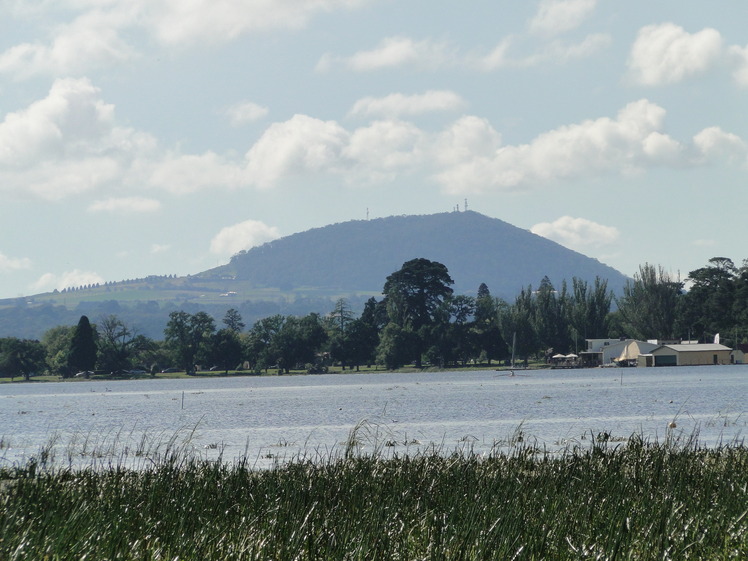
(1, 366), (745, 468)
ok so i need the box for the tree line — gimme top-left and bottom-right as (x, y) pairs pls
(1, 256), (746, 380)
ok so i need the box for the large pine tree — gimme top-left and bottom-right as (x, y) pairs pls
(67, 315), (97, 376)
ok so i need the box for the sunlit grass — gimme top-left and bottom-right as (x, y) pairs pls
(0, 426), (746, 560)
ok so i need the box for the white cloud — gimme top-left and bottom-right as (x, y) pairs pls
(693, 127), (748, 165)
(32, 269), (106, 293)
(0, 77), (159, 200)
(348, 91), (465, 118)
(627, 23), (723, 86)
(343, 120), (424, 182)
(325, 32), (608, 74)
(225, 101), (269, 127)
(475, 33), (611, 70)
(692, 239), (717, 248)
(88, 197), (162, 213)
(148, 152), (246, 194)
(140, 0), (368, 46)
(210, 220), (281, 257)
(531, 216), (620, 249)
(245, 114), (349, 189)
(319, 36), (454, 72)
(529, 0), (597, 38)
(433, 116), (502, 167)
(1, 1), (369, 79)
(0, 77), (115, 168)
(150, 243), (171, 254)
(0, 252), (31, 272)
(434, 99), (684, 193)
(0, 8), (137, 79)
(729, 44), (748, 87)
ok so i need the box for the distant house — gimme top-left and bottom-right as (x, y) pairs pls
(580, 338), (623, 367)
(639, 343), (733, 367)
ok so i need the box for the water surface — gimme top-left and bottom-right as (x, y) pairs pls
(2, 366), (745, 468)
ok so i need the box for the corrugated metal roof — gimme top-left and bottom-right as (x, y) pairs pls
(657, 344), (732, 352)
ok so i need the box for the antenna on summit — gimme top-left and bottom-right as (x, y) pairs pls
(464, 199), (468, 212)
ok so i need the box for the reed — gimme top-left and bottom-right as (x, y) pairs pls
(0, 431), (745, 560)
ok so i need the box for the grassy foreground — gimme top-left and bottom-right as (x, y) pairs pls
(1, 436), (746, 560)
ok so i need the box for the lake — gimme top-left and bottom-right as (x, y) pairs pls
(1, 366), (746, 469)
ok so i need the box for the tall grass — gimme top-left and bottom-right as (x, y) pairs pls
(0, 430), (746, 560)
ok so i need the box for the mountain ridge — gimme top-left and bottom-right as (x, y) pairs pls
(203, 210), (630, 297)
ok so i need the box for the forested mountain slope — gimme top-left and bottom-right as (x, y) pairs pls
(205, 211), (630, 297)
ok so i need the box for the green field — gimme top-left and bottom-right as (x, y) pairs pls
(1, 433), (745, 560)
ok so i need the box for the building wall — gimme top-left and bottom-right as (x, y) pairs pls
(677, 350), (731, 366)
(650, 348), (732, 366)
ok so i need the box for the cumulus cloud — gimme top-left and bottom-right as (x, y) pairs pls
(348, 91), (465, 118)
(0, 77), (157, 200)
(729, 44), (748, 87)
(475, 33), (611, 70)
(245, 114), (349, 189)
(343, 120), (424, 182)
(88, 197), (162, 213)
(693, 127), (748, 165)
(529, 0), (597, 38)
(627, 23), (723, 86)
(210, 220), (281, 257)
(1, 0), (368, 79)
(150, 244), (171, 254)
(0, 8), (137, 79)
(148, 152), (246, 194)
(0, 77), (115, 168)
(32, 269), (106, 293)
(0, 252), (31, 272)
(317, 36), (454, 72)
(531, 216), (620, 249)
(225, 101), (269, 127)
(323, 32), (608, 73)
(434, 99), (687, 193)
(140, 0), (367, 46)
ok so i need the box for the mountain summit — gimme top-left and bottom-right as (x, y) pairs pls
(204, 211), (629, 298)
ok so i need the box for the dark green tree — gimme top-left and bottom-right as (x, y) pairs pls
(473, 284), (508, 365)
(223, 308), (245, 333)
(245, 315), (284, 372)
(97, 315), (141, 374)
(209, 328), (244, 374)
(382, 258), (454, 367)
(567, 277), (612, 348)
(327, 298), (356, 369)
(164, 311), (216, 374)
(67, 315), (97, 377)
(0, 338), (46, 381)
(532, 277), (568, 355)
(41, 325), (74, 377)
(615, 264), (683, 340)
(680, 257), (737, 342)
(499, 286), (538, 366)
(376, 322), (420, 370)
(273, 314), (328, 373)
(733, 260), (748, 343)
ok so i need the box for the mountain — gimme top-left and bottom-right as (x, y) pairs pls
(203, 211), (630, 297)
(1, 211), (630, 339)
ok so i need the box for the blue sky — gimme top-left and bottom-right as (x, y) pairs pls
(1, 1), (747, 299)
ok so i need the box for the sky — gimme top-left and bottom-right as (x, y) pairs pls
(1, 0), (747, 299)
